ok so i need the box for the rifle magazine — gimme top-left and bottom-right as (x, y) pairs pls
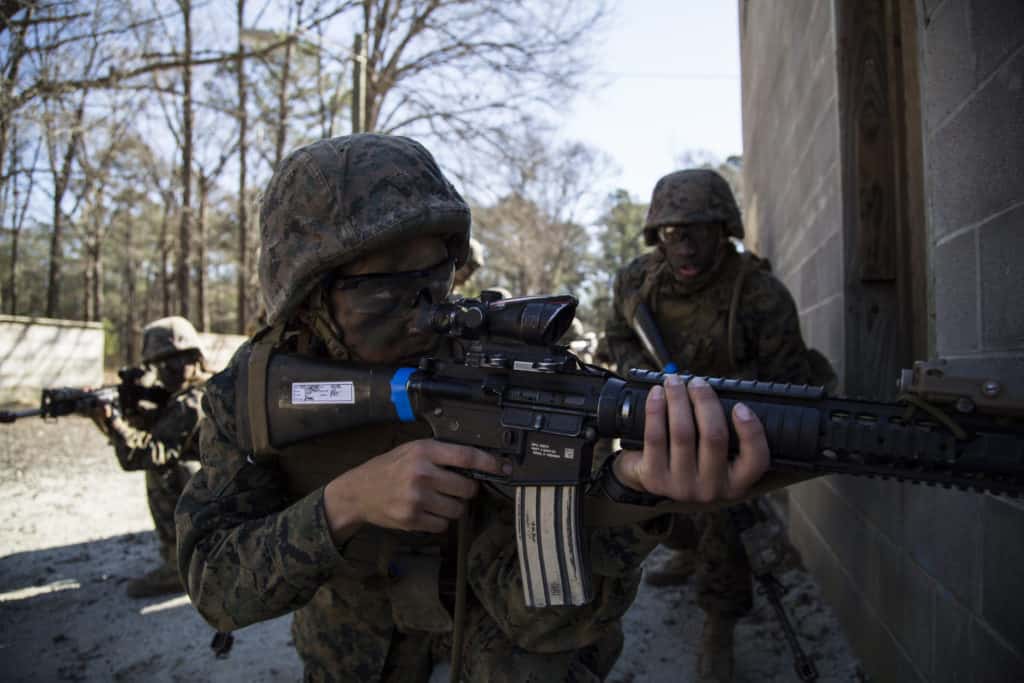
(514, 485), (591, 608)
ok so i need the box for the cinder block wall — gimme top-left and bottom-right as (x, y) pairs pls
(916, 0), (1024, 678)
(739, 1), (1024, 680)
(739, 0), (845, 378)
(0, 316), (104, 404)
(197, 332), (248, 373)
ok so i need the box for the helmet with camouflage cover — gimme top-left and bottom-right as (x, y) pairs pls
(258, 133), (472, 326)
(643, 169), (743, 245)
(141, 316), (204, 364)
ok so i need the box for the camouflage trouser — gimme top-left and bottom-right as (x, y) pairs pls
(145, 461), (199, 565)
(667, 503), (755, 620)
(311, 607), (624, 683)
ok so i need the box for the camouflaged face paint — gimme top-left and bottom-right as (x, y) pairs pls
(659, 223), (725, 282)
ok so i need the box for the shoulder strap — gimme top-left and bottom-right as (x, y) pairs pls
(248, 323), (286, 461)
(639, 257), (665, 313)
(726, 256), (760, 374)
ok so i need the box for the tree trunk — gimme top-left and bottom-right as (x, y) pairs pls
(0, 3), (31, 210)
(6, 133), (19, 315)
(197, 176), (209, 331)
(236, 0), (249, 333)
(273, 0), (300, 168)
(45, 97), (86, 318)
(83, 240), (94, 321)
(125, 220), (137, 365)
(159, 201), (172, 317)
(7, 227), (17, 314)
(92, 238), (102, 321)
(176, 0), (194, 319)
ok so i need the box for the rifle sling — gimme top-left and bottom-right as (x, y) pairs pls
(248, 323), (286, 461)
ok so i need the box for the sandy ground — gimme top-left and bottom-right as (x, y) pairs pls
(0, 415), (864, 682)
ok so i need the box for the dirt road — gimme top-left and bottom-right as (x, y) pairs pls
(0, 415), (863, 682)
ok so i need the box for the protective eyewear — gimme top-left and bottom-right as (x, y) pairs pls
(657, 223), (720, 244)
(331, 258), (455, 315)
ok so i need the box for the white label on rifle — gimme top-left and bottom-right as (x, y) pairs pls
(530, 442), (562, 459)
(291, 382), (355, 405)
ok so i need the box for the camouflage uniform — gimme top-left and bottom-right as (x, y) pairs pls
(90, 317), (205, 598)
(176, 134), (673, 682)
(95, 316), (206, 596)
(106, 380), (204, 564)
(604, 170), (830, 642)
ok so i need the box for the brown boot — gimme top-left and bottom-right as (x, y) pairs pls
(125, 563), (183, 598)
(643, 550), (697, 586)
(696, 616), (736, 682)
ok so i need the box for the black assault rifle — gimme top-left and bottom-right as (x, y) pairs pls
(238, 292), (1024, 610)
(0, 367), (171, 424)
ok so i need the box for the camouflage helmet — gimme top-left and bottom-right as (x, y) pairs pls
(643, 169), (743, 244)
(141, 316), (204, 364)
(258, 134), (472, 326)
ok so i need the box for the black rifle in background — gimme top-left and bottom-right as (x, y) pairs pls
(0, 366), (171, 424)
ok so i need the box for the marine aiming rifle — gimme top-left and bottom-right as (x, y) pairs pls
(237, 292), (1024, 610)
(0, 367), (171, 424)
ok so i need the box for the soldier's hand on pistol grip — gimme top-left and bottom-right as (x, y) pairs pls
(612, 374), (769, 504)
(322, 440), (510, 542)
(84, 390), (114, 435)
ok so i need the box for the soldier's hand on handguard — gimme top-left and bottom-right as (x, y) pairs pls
(612, 374), (769, 504)
(323, 440), (508, 543)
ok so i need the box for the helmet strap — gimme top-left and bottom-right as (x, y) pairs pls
(298, 287), (351, 360)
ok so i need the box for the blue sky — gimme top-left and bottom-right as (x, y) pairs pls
(561, 0), (743, 202)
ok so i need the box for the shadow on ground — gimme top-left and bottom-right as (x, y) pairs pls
(0, 532), (299, 682)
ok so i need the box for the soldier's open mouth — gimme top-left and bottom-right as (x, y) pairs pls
(678, 264), (701, 278)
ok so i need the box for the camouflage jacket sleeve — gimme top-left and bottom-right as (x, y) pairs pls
(468, 491), (672, 653)
(604, 257), (657, 374)
(175, 351), (347, 632)
(106, 386), (203, 470)
(742, 270), (816, 384)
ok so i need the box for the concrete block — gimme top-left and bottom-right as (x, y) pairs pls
(845, 597), (927, 683)
(971, 619), (1024, 683)
(830, 475), (906, 547)
(933, 588), (972, 683)
(797, 259), (817, 313)
(807, 100), (840, 197)
(940, 355), (1024, 385)
(818, 295), (845, 369)
(904, 485), (983, 609)
(791, 479), (871, 586)
(816, 225), (844, 299)
(970, 0), (1024, 82)
(196, 332), (247, 373)
(933, 229), (979, 354)
(979, 203), (1024, 349)
(980, 496), (1024, 654)
(923, 0), (975, 131)
(0, 316), (104, 403)
(927, 50), (1024, 237)
(878, 553), (934, 676)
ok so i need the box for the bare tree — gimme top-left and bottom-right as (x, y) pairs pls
(473, 133), (612, 298)
(195, 149), (233, 330)
(42, 91), (88, 317)
(174, 0), (194, 318)
(235, 0), (249, 333)
(2, 123), (41, 315)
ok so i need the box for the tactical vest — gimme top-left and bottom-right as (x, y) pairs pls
(625, 249), (836, 389)
(624, 249), (761, 378)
